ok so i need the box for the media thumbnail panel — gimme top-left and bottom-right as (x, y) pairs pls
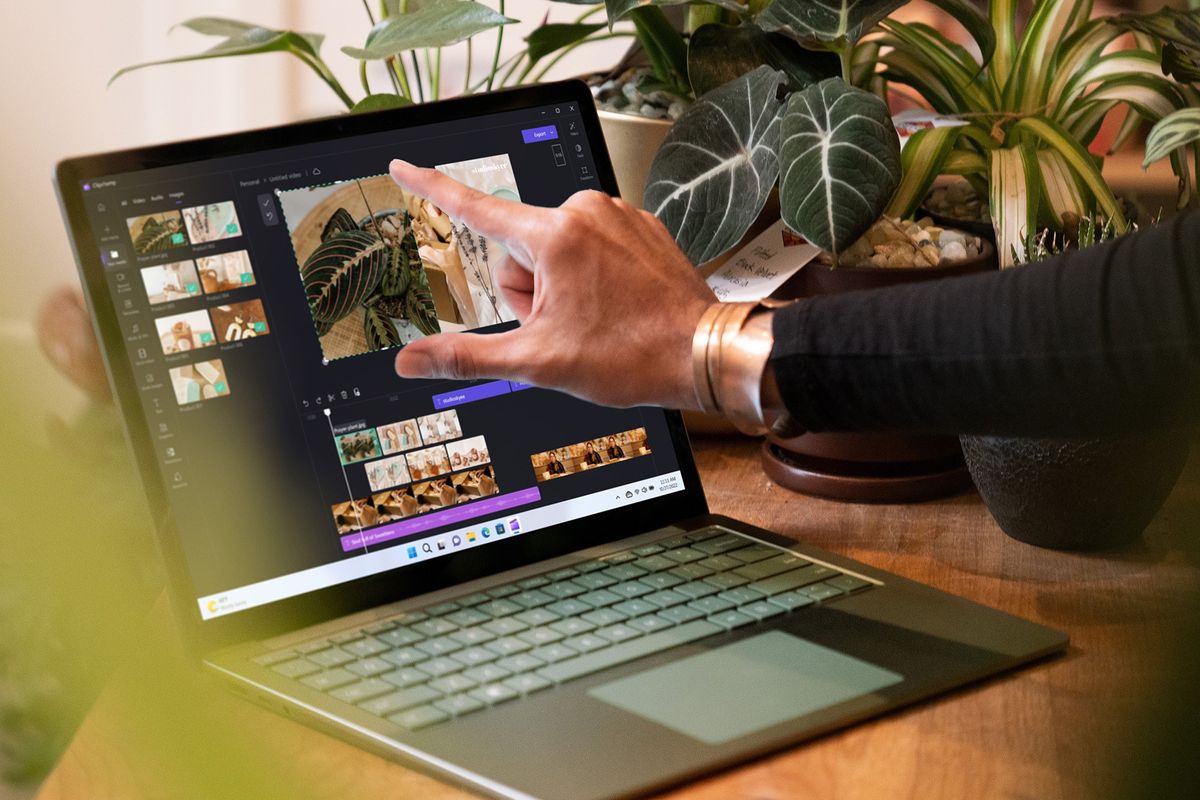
(211, 299), (270, 343)
(168, 358), (230, 405)
(182, 201), (242, 244)
(127, 210), (187, 256)
(197, 250), (256, 293)
(532, 427), (651, 482)
(277, 154), (521, 363)
(155, 309), (217, 354)
(141, 260), (202, 305)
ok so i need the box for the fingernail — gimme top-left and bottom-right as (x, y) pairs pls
(389, 159), (411, 171)
(395, 348), (434, 378)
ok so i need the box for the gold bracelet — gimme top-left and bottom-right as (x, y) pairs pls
(690, 302), (726, 414)
(715, 309), (774, 435)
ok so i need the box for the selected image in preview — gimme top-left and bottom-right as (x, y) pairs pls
(211, 299), (270, 343)
(182, 202), (242, 244)
(140, 260), (201, 305)
(155, 309), (216, 354)
(335, 428), (381, 465)
(196, 250), (256, 293)
(277, 154), (520, 361)
(168, 359), (230, 405)
(127, 210), (187, 256)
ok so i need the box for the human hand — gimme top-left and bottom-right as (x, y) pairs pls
(36, 286), (111, 404)
(388, 160), (716, 409)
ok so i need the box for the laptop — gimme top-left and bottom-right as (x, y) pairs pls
(55, 80), (1067, 800)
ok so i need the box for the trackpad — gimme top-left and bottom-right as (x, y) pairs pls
(588, 631), (903, 745)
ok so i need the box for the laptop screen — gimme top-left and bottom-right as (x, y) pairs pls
(70, 94), (687, 622)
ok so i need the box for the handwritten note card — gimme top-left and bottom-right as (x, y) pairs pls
(706, 220), (821, 302)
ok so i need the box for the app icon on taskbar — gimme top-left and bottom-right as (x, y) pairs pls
(406, 546), (417, 559)
(508, 517), (522, 534)
(467, 531), (477, 543)
(495, 522), (506, 535)
(481, 526), (491, 539)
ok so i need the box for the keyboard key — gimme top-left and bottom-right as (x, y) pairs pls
(800, 583), (844, 601)
(449, 626), (496, 646)
(538, 620), (722, 683)
(643, 589), (688, 608)
(424, 601), (460, 617)
(301, 668), (358, 691)
(470, 683), (520, 705)
(272, 658), (320, 679)
(518, 627), (564, 646)
(547, 599), (592, 617)
(504, 673), (553, 694)
(487, 636), (533, 656)
(685, 527), (725, 542)
(547, 567), (579, 581)
(392, 611), (428, 625)
(693, 534), (747, 554)
(663, 547), (706, 564)
(613, 599), (658, 618)
(330, 630), (364, 645)
(253, 649), (295, 667)
(382, 667), (431, 689)
(412, 618), (458, 637)
(445, 608), (490, 628)
(707, 610), (756, 630)
(487, 584), (519, 599)
(382, 685), (441, 711)
(573, 560), (607, 573)
(581, 608), (627, 627)
(415, 636), (463, 657)
(828, 575), (873, 592)
(496, 653), (545, 673)
(477, 599), (523, 618)
(595, 624), (642, 644)
(429, 673), (477, 695)
(451, 646), (498, 667)
(541, 581), (587, 599)
(657, 604), (706, 624)
(463, 663), (511, 683)
(603, 564), (648, 581)
(718, 587), (766, 606)
(572, 572), (617, 590)
(632, 555), (675, 572)
(391, 704), (449, 730)
(531, 643), (578, 663)
(512, 590), (555, 609)
(483, 617), (528, 636)
(343, 637), (390, 658)
(456, 592), (492, 607)
(609, 582), (653, 599)
(627, 615), (674, 634)
(631, 544), (665, 556)
(767, 591), (815, 611)
(656, 535), (691, 549)
(361, 690), (428, 718)
(362, 620), (397, 635)
(727, 544), (778, 563)
(578, 589), (623, 608)
(562, 633), (609, 654)
(750, 564), (839, 595)
(420, 657), (465, 677)
(517, 575), (551, 590)
(697, 554), (742, 573)
(309, 648), (355, 668)
(739, 601), (786, 621)
(674, 581), (720, 599)
(381, 647), (428, 668)
(670, 563), (715, 581)
(602, 552), (637, 564)
(347, 657), (393, 677)
(332, 678), (393, 704)
(704, 572), (749, 590)
(639, 572), (685, 589)
(377, 627), (424, 648)
(689, 596), (735, 615)
(515, 608), (561, 627)
(550, 617), (596, 636)
(734, 554), (808, 582)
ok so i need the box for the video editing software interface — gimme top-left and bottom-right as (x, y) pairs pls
(78, 102), (685, 620)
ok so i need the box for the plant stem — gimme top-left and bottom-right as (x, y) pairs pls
(298, 53), (355, 109)
(498, 52), (526, 87)
(410, 52), (425, 102)
(628, 7), (688, 92)
(839, 46), (852, 84)
(530, 33), (635, 84)
(464, 38), (473, 94)
(576, 4), (605, 23)
(387, 55), (412, 100)
(360, 59), (372, 96)
(488, 0), (506, 91)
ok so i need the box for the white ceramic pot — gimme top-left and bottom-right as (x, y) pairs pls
(596, 107), (673, 209)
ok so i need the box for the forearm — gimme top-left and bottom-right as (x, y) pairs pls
(768, 210), (1200, 437)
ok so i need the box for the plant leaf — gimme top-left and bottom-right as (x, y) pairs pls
(885, 125), (963, 219)
(989, 0), (1018, 93)
(302, 231), (388, 324)
(403, 276), (442, 336)
(1002, 0), (1092, 112)
(1144, 108), (1200, 166)
(687, 22), (839, 98)
(758, 0), (908, 49)
(990, 144), (1041, 267)
(321, 209), (361, 241)
(110, 18), (324, 84)
(1116, 7), (1200, 84)
(343, 1), (516, 60)
(779, 77), (901, 255)
(350, 93), (412, 114)
(364, 306), (404, 350)
(645, 66), (787, 265)
(524, 23), (605, 63)
(1036, 148), (1087, 226)
(925, 0), (995, 70)
(603, 0), (748, 28)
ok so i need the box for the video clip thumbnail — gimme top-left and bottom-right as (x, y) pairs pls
(335, 428), (382, 465)
(376, 418), (422, 455)
(447, 435), (490, 470)
(141, 260), (201, 305)
(365, 454), (412, 493)
(417, 409), (462, 445)
(127, 210), (187, 256)
(196, 250), (256, 293)
(406, 444), (451, 481)
(182, 201), (242, 244)
(211, 299), (270, 343)
(532, 427), (651, 482)
(168, 358), (230, 405)
(155, 309), (216, 354)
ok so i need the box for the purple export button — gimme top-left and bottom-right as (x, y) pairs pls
(432, 379), (511, 409)
(521, 124), (558, 144)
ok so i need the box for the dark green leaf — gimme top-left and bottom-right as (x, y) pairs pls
(779, 78), (901, 255)
(403, 277), (442, 336)
(302, 231), (388, 324)
(321, 208), (360, 241)
(131, 215), (185, 255)
(645, 66), (787, 265)
(342, 1), (516, 60)
(925, 0), (995, 70)
(688, 22), (839, 97)
(1116, 8), (1200, 84)
(758, 0), (908, 49)
(364, 306), (404, 350)
(603, 0), (747, 27)
(525, 23), (605, 63)
(110, 19), (324, 85)
(350, 93), (413, 114)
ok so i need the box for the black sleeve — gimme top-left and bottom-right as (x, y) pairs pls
(770, 209), (1200, 437)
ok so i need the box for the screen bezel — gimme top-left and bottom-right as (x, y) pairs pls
(55, 80), (708, 656)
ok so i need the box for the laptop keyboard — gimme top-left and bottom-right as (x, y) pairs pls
(254, 527), (874, 731)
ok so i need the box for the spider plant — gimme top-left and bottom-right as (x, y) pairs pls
(879, 0), (1193, 266)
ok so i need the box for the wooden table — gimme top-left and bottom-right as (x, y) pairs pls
(36, 435), (1200, 800)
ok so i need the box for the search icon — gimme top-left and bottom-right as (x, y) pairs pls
(421, 542), (433, 554)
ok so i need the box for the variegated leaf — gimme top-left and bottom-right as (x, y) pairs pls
(779, 78), (901, 255)
(364, 306), (403, 350)
(758, 0), (908, 49)
(321, 208), (359, 241)
(990, 144), (1041, 267)
(886, 125), (963, 219)
(1145, 108), (1200, 166)
(1036, 149), (1087, 226)
(1116, 7), (1200, 84)
(645, 66), (787, 265)
(404, 277), (441, 337)
(302, 230), (387, 324)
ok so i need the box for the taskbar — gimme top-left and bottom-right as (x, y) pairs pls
(198, 470), (685, 620)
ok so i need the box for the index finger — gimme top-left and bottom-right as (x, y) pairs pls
(389, 159), (545, 261)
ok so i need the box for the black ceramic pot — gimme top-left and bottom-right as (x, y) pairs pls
(960, 429), (1193, 550)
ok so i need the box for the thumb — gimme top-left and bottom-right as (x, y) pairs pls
(394, 330), (528, 382)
